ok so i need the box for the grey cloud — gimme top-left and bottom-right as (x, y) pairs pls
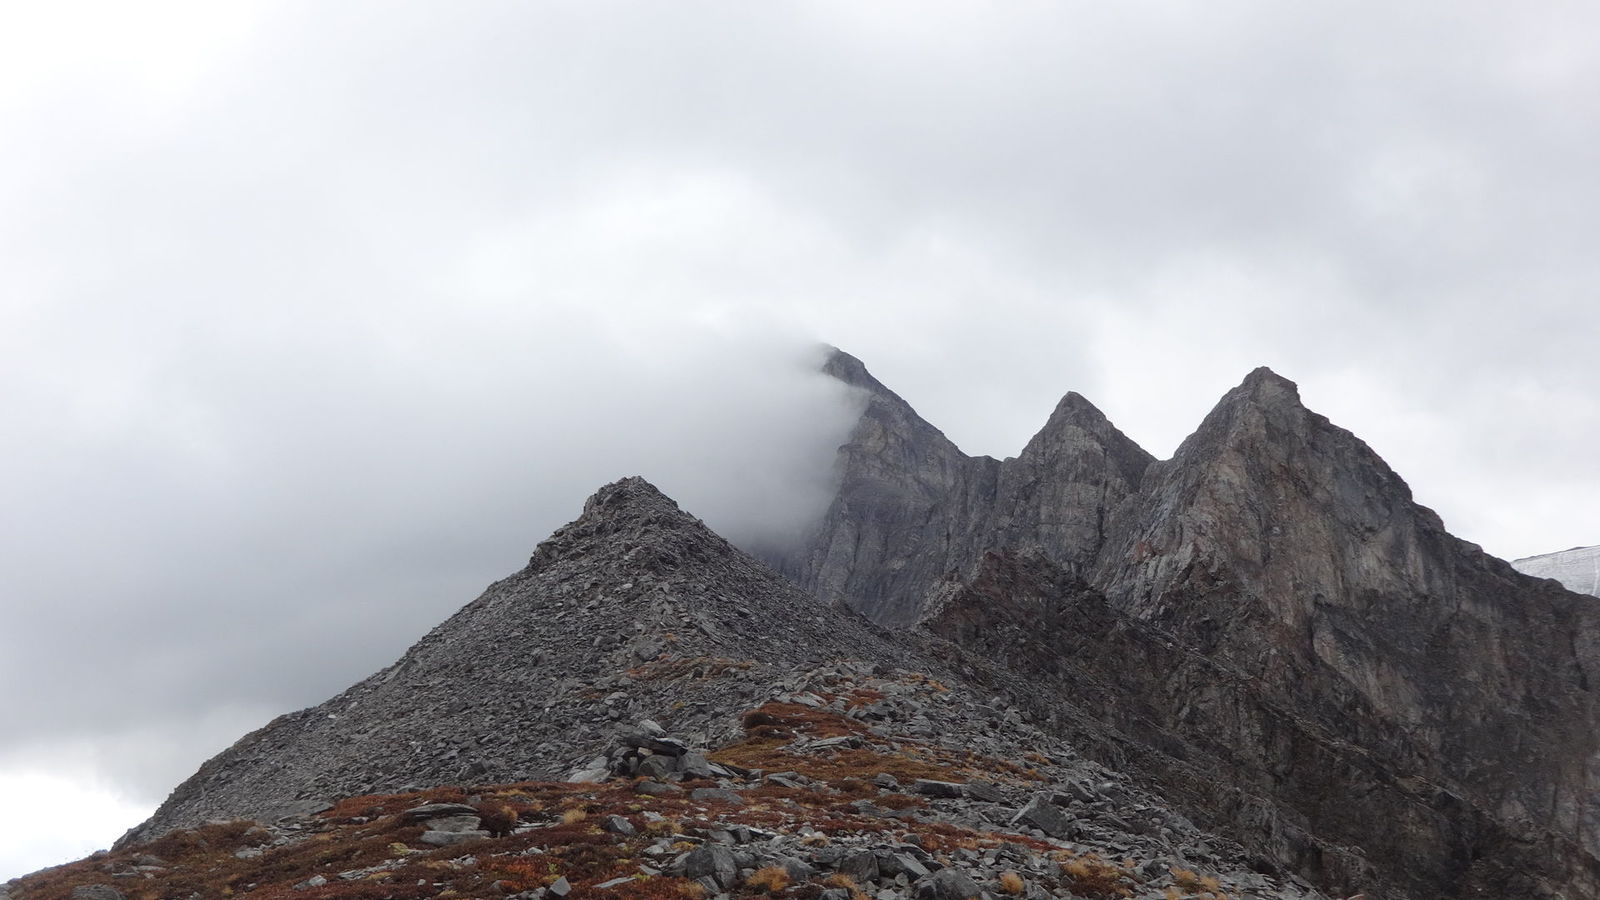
(2, 0), (1598, 873)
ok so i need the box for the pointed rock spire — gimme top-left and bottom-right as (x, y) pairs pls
(1020, 391), (1154, 488)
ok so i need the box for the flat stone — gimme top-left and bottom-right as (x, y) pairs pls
(619, 734), (690, 757)
(549, 876), (572, 897)
(601, 814), (636, 835)
(913, 779), (965, 799)
(399, 802), (479, 822)
(274, 799), (333, 820)
(71, 887), (124, 900)
(635, 779), (683, 796)
(424, 814), (483, 833)
(420, 829), (489, 846)
(690, 787), (744, 805)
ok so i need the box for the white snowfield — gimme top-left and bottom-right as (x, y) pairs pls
(1513, 545), (1600, 598)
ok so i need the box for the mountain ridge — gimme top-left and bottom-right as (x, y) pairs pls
(765, 349), (1600, 897)
(66, 350), (1600, 900)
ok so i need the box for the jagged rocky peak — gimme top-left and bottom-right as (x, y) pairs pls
(1019, 390), (1152, 479)
(1093, 365), (1438, 617)
(771, 352), (1600, 897)
(773, 349), (1152, 626)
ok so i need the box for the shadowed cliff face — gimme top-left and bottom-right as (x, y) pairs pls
(768, 351), (1600, 899)
(923, 551), (1600, 899)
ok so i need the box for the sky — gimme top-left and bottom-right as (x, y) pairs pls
(3, 0), (1598, 880)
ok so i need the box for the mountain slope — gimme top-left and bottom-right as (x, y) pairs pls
(119, 477), (927, 846)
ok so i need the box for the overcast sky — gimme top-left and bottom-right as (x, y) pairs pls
(4, 0), (1598, 879)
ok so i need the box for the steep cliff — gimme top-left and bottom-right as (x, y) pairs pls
(1093, 367), (1600, 869)
(772, 352), (1600, 898)
(775, 350), (1151, 625)
(923, 550), (1600, 898)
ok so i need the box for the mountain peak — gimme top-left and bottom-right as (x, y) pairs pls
(821, 346), (891, 395)
(580, 475), (680, 518)
(1019, 390), (1154, 487)
(1229, 365), (1303, 410)
(531, 475), (730, 575)
(1050, 390), (1107, 421)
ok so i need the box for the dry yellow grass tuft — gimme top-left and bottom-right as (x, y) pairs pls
(560, 808), (587, 825)
(822, 872), (869, 900)
(1170, 865), (1228, 897)
(746, 866), (791, 893)
(1059, 852), (1135, 899)
(998, 871), (1025, 894)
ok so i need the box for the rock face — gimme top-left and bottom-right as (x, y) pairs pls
(768, 350), (1600, 898)
(1515, 544), (1600, 597)
(774, 350), (1152, 626)
(1091, 367), (1600, 892)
